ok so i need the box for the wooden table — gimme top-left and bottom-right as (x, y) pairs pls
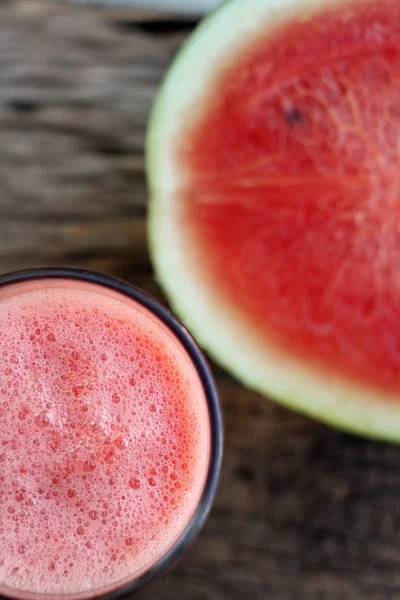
(1, 2), (400, 598)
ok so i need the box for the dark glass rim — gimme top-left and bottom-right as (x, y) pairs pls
(0, 267), (223, 600)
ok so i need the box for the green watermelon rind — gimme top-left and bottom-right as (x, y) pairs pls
(146, 0), (400, 442)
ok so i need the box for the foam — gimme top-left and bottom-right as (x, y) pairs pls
(0, 285), (209, 595)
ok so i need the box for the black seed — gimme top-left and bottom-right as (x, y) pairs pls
(284, 108), (304, 125)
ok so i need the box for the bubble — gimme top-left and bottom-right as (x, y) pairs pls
(105, 453), (115, 465)
(112, 393), (120, 404)
(72, 386), (84, 398)
(148, 478), (156, 487)
(83, 461), (96, 473)
(125, 538), (134, 546)
(34, 412), (50, 428)
(67, 490), (75, 499)
(17, 545), (26, 555)
(129, 478), (140, 490)
(115, 437), (128, 450)
(76, 526), (85, 536)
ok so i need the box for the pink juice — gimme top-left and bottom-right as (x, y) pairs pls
(0, 279), (211, 596)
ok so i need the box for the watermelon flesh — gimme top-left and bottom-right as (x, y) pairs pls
(179, 0), (400, 395)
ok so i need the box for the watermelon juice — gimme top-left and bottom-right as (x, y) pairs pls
(0, 269), (222, 599)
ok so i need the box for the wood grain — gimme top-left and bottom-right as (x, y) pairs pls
(1, 2), (400, 599)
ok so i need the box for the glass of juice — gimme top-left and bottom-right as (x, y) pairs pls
(0, 268), (222, 600)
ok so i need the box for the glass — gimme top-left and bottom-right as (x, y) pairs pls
(0, 267), (223, 600)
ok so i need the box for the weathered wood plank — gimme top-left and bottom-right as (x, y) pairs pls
(1, 2), (400, 599)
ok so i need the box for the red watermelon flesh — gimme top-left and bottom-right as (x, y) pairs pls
(179, 0), (400, 395)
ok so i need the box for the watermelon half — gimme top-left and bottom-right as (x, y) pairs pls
(147, 0), (400, 442)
